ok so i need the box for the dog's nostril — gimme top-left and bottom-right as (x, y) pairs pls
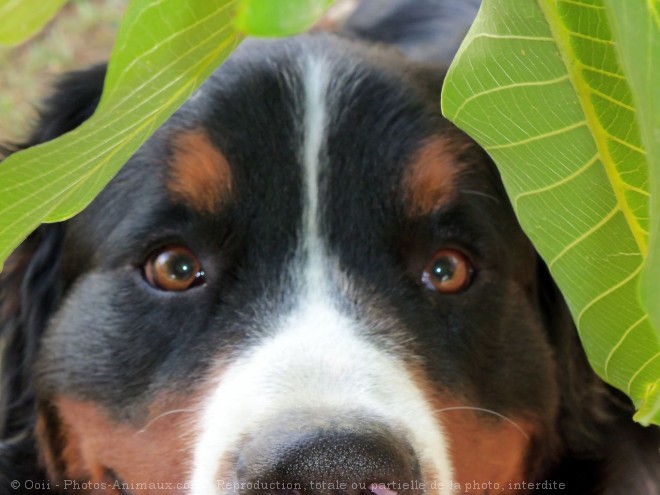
(236, 415), (419, 495)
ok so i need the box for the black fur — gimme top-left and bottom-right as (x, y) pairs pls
(0, 66), (105, 494)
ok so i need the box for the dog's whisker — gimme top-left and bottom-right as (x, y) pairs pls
(137, 408), (196, 434)
(433, 406), (530, 440)
(459, 189), (502, 204)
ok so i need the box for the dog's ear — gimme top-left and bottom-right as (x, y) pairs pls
(338, 0), (480, 66)
(0, 64), (106, 478)
(0, 224), (64, 484)
(22, 63), (107, 147)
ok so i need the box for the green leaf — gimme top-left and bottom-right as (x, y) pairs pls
(0, 0), (244, 269)
(0, 0), (68, 46)
(604, 2), (660, 346)
(235, 0), (334, 36)
(442, 0), (660, 425)
(605, 0), (660, 423)
(0, 0), (337, 272)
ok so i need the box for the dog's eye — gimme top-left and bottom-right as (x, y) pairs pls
(144, 246), (205, 291)
(422, 249), (473, 294)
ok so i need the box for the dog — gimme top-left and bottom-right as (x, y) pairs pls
(1, 2), (659, 494)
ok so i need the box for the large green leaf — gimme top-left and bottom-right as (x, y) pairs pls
(0, 0), (243, 269)
(0, 0), (335, 272)
(442, 0), (660, 425)
(605, 0), (660, 422)
(0, 0), (68, 46)
(605, 1), (660, 324)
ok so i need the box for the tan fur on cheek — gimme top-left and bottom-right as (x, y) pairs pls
(36, 401), (92, 484)
(439, 407), (539, 495)
(408, 366), (541, 495)
(39, 395), (199, 494)
(168, 130), (232, 214)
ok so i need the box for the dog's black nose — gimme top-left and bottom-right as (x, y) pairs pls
(236, 414), (420, 495)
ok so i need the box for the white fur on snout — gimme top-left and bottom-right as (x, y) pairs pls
(188, 296), (454, 495)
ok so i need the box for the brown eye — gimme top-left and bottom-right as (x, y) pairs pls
(144, 245), (205, 291)
(422, 249), (473, 294)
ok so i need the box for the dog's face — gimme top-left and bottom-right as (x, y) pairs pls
(1, 35), (618, 494)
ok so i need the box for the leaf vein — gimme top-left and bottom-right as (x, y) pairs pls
(558, 0), (605, 9)
(513, 153), (598, 210)
(627, 352), (660, 395)
(453, 75), (570, 121)
(471, 33), (556, 42)
(0, 34), (237, 233)
(486, 121), (587, 150)
(581, 65), (626, 80)
(604, 315), (649, 380)
(588, 87), (636, 112)
(548, 206), (619, 268)
(568, 30), (615, 45)
(605, 132), (646, 155)
(576, 263), (644, 329)
(624, 184), (650, 197)
(540, 0), (649, 256)
(107, 0), (238, 102)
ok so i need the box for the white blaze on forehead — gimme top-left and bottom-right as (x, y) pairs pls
(301, 54), (330, 290)
(189, 55), (454, 495)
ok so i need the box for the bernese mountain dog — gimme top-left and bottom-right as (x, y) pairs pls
(1, 1), (659, 494)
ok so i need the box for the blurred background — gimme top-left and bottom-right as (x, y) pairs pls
(0, 0), (479, 143)
(0, 0), (127, 142)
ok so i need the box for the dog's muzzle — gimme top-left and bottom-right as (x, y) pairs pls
(234, 412), (420, 495)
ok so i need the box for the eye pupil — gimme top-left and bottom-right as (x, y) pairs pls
(167, 253), (195, 279)
(431, 257), (456, 282)
(422, 249), (473, 294)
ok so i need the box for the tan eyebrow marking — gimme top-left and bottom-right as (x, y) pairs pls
(168, 130), (232, 214)
(403, 136), (468, 216)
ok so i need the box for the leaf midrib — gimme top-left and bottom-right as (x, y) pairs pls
(539, 0), (648, 258)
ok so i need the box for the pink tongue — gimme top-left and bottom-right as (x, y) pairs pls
(369, 484), (398, 495)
